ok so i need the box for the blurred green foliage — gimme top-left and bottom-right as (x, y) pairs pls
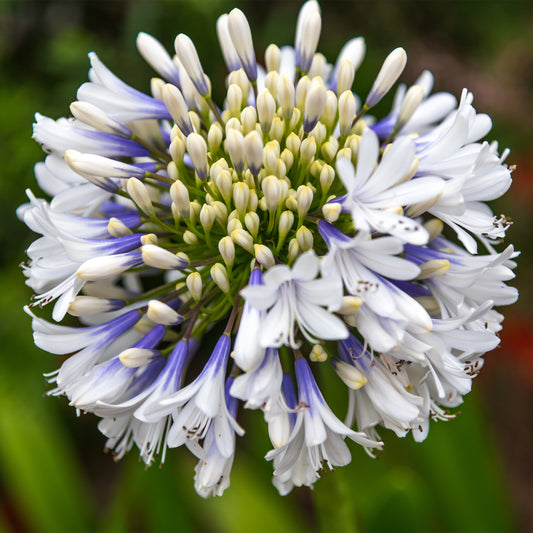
(1, 0), (531, 531)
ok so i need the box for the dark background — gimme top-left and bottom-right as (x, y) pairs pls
(1, 1), (532, 531)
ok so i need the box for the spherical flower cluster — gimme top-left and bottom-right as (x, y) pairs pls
(19, 1), (518, 497)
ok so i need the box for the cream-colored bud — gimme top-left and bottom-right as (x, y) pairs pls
(126, 177), (154, 216)
(169, 137), (185, 163)
(231, 228), (254, 254)
(248, 188), (258, 211)
(167, 161), (179, 181)
(147, 299), (182, 325)
(264, 71), (279, 100)
(365, 47), (407, 108)
(395, 84), (425, 132)
(170, 179), (190, 218)
(227, 8), (257, 82)
(140, 233), (158, 246)
(210, 263), (230, 293)
(215, 169), (233, 203)
(310, 344), (328, 362)
(261, 175), (281, 212)
(186, 132), (208, 180)
(336, 147), (352, 162)
(280, 149), (294, 172)
(228, 69), (250, 98)
(265, 43), (281, 72)
(303, 80), (327, 132)
(308, 53), (328, 79)
(227, 83), (244, 117)
(269, 117), (284, 143)
(288, 238), (300, 263)
(277, 75), (295, 120)
(189, 200), (201, 224)
(142, 244), (187, 269)
(183, 230), (199, 245)
(150, 77), (165, 101)
(289, 107), (302, 132)
(233, 181), (250, 213)
(320, 165), (335, 194)
(119, 348), (158, 368)
(68, 296), (122, 317)
(424, 219), (444, 241)
(162, 83), (193, 136)
(308, 123), (326, 148)
(278, 210), (295, 238)
(218, 235), (235, 268)
(226, 217), (242, 234)
(300, 136), (317, 163)
(333, 359), (367, 390)
(226, 128), (245, 174)
(296, 5), (321, 73)
(207, 122), (223, 153)
(174, 33), (210, 96)
(186, 272), (203, 301)
(285, 194), (298, 212)
(108, 217), (132, 237)
(70, 101), (130, 137)
(296, 185), (313, 217)
(244, 211), (260, 238)
(257, 89), (276, 132)
(338, 90), (356, 137)
(216, 13), (241, 74)
(241, 106), (257, 135)
(286, 132), (301, 156)
(296, 225), (313, 251)
(253, 244), (275, 269)
(199, 204), (216, 231)
(262, 144), (279, 174)
(320, 140), (337, 163)
(416, 259), (450, 279)
(338, 296), (363, 315)
(309, 160), (323, 179)
(318, 91), (336, 131)
(296, 75), (310, 111)
(322, 202), (341, 222)
(336, 59), (355, 95)
(212, 201), (228, 224)
(244, 130), (263, 175)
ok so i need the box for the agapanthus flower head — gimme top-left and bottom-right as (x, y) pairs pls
(20, 0), (518, 497)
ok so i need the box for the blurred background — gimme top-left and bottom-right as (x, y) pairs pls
(1, 0), (532, 531)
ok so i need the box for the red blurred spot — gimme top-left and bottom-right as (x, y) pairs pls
(509, 157), (533, 207)
(499, 312), (533, 384)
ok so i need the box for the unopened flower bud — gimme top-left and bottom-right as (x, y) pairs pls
(300, 136), (316, 163)
(244, 211), (260, 238)
(269, 117), (284, 143)
(226, 128), (245, 174)
(244, 130), (263, 175)
(288, 238), (300, 263)
(338, 90), (356, 137)
(68, 296), (124, 317)
(208, 122), (223, 153)
(218, 235), (235, 267)
(277, 75), (295, 120)
(241, 106), (258, 135)
(228, 8), (257, 82)
(210, 263), (230, 293)
(295, 2), (321, 73)
(70, 101), (130, 137)
(119, 348), (159, 368)
(186, 272), (203, 301)
(265, 43), (281, 73)
(186, 132), (208, 180)
(257, 89), (276, 132)
(170, 179), (190, 218)
(162, 83), (194, 136)
(231, 228), (254, 254)
(296, 185), (313, 217)
(183, 230), (198, 245)
(233, 181), (250, 213)
(127, 177), (154, 216)
(303, 80), (327, 132)
(296, 225), (313, 251)
(416, 259), (450, 279)
(331, 358), (367, 390)
(296, 76), (310, 111)
(338, 296), (363, 315)
(366, 47), (407, 108)
(336, 59), (355, 95)
(147, 299), (182, 325)
(108, 217), (132, 237)
(199, 204), (216, 231)
(254, 244), (275, 269)
(322, 202), (341, 223)
(216, 13), (242, 73)
(310, 344), (328, 362)
(278, 210), (295, 238)
(174, 33), (210, 96)
(286, 132), (301, 156)
(142, 244), (187, 269)
(261, 175), (282, 212)
(227, 83), (244, 117)
(395, 84), (425, 132)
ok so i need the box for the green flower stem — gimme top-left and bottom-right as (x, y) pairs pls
(313, 467), (358, 533)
